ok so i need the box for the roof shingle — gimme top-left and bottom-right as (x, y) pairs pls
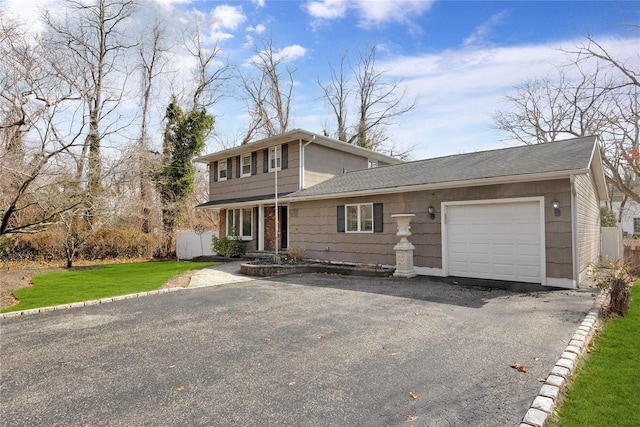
(291, 136), (597, 198)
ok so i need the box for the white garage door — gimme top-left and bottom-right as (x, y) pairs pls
(445, 200), (543, 283)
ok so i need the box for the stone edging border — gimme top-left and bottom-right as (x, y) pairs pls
(519, 290), (607, 427)
(240, 261), (395, 277)
(0, 287), (185, 319)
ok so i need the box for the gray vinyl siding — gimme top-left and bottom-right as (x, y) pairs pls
(208, 144), (300, 202)
(574, 172), (601, 274)
(303, 144), (371, 188)
(289, 179), (574, 280)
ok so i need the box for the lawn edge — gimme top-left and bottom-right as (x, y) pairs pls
(518, 289), (607, 427)
(0, 287), (185, 319)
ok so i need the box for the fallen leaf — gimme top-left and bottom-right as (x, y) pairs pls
(409, 392), (420, 400)
(264, 337), (271, 342)
(288, 381), (296, 386)
(534, 357), (540, 361)
(316, 335), (326, 339)
(405, 415), (418, 421)
(537, 377), (547, 383)
(390, 352), (398, 357)
(413, 312), (421, 316)
(168, 365), (176, 369)
(175, 384), (185, 391)
(510, 363), (527, 373)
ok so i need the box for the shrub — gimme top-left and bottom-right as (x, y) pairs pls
(589, 260), (633, 317)
(82, 228), (162, 260)
(287, 243), (307, 262)
(212, 233), (246, 258)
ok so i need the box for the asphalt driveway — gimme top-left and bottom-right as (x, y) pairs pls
(0, 273), (596, 426)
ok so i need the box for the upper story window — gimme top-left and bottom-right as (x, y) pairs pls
(368, 159), (378, 168)
(218, 160), (227, 181)
(269, 145), (281, 172)
(634, 218), (640, 234)
(241, 154), (252, 177)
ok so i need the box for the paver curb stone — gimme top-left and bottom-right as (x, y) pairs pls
(520, 290), (606, 426)
(0, 288), (184, 319)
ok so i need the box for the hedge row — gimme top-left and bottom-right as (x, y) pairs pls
(1, 228), (164, 262)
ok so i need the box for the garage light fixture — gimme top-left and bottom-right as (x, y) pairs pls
(551, 197), (561, 217)
(428, 204), (435, 220)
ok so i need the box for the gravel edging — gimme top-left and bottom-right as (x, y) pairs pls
(519, 290), (607, 427)
(0, 287), (185, 319)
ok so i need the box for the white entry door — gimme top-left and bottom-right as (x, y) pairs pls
(444, 199), (544, 283)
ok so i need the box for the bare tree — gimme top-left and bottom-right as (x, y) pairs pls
(136, 18), (169, 233)
(0, 17), (85, 237)
(493, 33), (639, 206)
(319, 45), (417, 157)
(318, 53), (350, 143)
(239, 37), (296, 144)
(184, 28), (232, 112)
(42, 0), (137, 198)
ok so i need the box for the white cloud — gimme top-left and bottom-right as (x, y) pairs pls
(210, 4), (246, 31)
(252, 0), (266, 7)
(276, 44), (307, 61)
(367, 35), (640, 159)
(247, 24), (267, 34)
(305, 0), (433, 28)
(306, 0), (348, 19)
(463, 10), (508, 47)
(353, 0), (434, 27)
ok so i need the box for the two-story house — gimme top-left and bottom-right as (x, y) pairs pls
(197, 131), (608, 289)
(194, 129), (401, 252)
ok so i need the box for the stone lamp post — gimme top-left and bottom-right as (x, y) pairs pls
(391, 214), (417, 278)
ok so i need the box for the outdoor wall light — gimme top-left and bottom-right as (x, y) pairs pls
(428, 204), (435, 220)
(551, 197), (561, 217)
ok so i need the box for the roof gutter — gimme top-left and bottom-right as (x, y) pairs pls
(282, 168), (593, 203)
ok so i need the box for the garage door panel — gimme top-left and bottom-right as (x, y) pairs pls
(446, 201), (542, 283)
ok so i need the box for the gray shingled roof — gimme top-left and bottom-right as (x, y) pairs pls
(291, 136), (597, 198)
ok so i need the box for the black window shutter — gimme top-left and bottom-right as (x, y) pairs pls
(337, 205), (345, 232)
(236, 156), (241, 178)
(251, 151), (257, 175)
(227, 157), (233, 179)
(263, 149), (269, 172)
(282, 144), (288, 169)
(213, 161), (218, 182)
(373, 203), (383, 232)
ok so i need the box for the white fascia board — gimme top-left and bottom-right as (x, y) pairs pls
(284, 169), (590, 204)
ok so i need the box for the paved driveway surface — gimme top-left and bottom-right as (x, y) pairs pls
(0, 273), (596, 426)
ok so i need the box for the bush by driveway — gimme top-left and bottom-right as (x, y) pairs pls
(0, 273), (596, 426)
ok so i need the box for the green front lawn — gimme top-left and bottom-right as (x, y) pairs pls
(551, 282), (640, 426)
(1, 261), (218, 313)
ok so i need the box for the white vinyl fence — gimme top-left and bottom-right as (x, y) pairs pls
(176, 231), (218, 259)
(601, 226), (623, 262)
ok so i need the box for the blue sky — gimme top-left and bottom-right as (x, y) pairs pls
(5, 0), (639, 159)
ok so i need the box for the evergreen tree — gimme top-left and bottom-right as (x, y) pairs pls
(155, 99), (213, 256)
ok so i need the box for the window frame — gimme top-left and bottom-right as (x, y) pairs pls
(368, 159), (378, 168)
(241, 154), (252, 177)
(227, 208), (253, 240)
(269, 145), (282, 172)
(218, 159), (227, 181)
(634, 218), (640, 234)
(345, 203), (374, 233)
